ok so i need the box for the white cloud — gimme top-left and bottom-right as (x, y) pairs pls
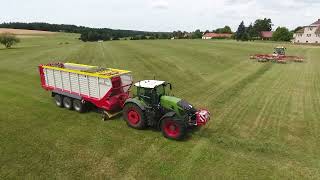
(150, 0), (169, 9)
(0, 0), (319, 31)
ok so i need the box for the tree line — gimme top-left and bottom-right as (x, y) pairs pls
(1, 21), (301, 42)
(0, 22), (236, 41)
(0, 22), (172, 41)
(235, 18), (294, 41)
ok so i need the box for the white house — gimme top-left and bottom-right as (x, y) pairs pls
(293, 19), (320, 44)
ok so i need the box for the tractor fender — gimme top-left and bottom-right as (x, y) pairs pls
(124, 98), (146, 111)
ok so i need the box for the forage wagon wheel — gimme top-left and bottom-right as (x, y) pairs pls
(73, 99), (86, 113)
(63, 97), (73, 110)
(54, 94), (63, 108)
(123, 103), (146, 129)
(161, 118), (187, 140)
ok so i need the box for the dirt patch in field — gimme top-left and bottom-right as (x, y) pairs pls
(0, 28), (56, 35)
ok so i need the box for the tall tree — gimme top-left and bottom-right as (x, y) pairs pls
(253, 18), (272, 37)
(235, 21), (248, 41)
(247, 23), (257, 38)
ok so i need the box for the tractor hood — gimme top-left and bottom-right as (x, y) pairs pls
(160, 96), (210, 126)
(160, 96), (181, 112)
(177, 99), (197, 114)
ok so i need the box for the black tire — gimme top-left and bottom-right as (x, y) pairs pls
(54, 94), (63, 107)
(73, 99), (86, 113)
(161, 118), (187, 140)
(63, 97), (73, 110)
(123, 103), (146, 129)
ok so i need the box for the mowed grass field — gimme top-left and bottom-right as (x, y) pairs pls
(1, 33), (320, 179)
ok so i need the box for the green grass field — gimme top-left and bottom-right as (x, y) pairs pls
(1, 34), (320, 179)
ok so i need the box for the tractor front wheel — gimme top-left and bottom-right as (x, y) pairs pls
(161, 118), (187, 140)
(123, 103), (146, 129)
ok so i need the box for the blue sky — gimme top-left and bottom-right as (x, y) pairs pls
(0, 0), (319, 32)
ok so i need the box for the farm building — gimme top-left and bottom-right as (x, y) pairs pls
(260, 31), (273, 40)
(293, 19), (320, 44)
(202, 33), (232, 39)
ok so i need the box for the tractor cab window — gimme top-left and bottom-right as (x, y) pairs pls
(274, 48), (285, 55)
(138, 87), (152, 98)
(137, 87), (158, 105)
(155, 85), (165, 96)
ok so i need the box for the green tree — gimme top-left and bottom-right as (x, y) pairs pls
(215, 26), (232, 33)
(0, 33), (20, 48)
(253, 18), (272, 37)
(272, 27), (293, 41)
(235, 21), (249, 41)
(192, 29), (202, 39)
(173, 31), (183, 39)
(159, 33), (169, 39)
(247, 23), (257, 39)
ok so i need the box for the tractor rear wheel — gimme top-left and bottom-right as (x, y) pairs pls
(73, 99), (86, 113)
(63, 97), (73, 110)
(161, 118), (187, 140)
(54, 94), (63, 107)
(123, 103), (146, 129)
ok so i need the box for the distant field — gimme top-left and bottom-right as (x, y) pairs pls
(0, 28), (56, 35)
(0, 34), (320, 179)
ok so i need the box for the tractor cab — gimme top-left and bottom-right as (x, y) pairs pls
(274, 47), (286, 56)
(134, 80), (171, 105)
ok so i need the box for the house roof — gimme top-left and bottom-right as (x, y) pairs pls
(260, 31), (273, 38)
(310, 19), (320, 26)
(202, 33), (232, 38)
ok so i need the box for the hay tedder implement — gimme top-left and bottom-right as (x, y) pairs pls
(250, 47), (305, 64)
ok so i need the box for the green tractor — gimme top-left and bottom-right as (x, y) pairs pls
(273, 46), (286, 56)
(123, 80), (210, 140)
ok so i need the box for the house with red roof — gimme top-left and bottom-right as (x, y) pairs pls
(202, 33), (233, 39)
(260, 31), (273, 40)
(293, 18), (320, 44)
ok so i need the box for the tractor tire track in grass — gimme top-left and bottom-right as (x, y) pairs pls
(214, 62), (273, 108)
(219, 63), (284, 137)
(177, 63), (275, 176)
